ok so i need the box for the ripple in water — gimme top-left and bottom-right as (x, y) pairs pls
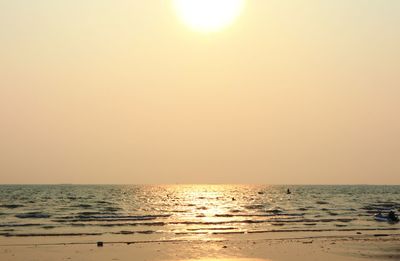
(0, 185), (398, 238)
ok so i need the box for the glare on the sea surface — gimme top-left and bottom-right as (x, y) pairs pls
(172, 185), (231, 217)
(180, 257), (271, 261)
(164, 185), (252, 238)
(173, 0), (245, 32)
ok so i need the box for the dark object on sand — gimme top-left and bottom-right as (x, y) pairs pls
(232, 197), (236, 201)
(374, 234), (389, 237)
(287, 189), (291, 195)
(374, 211), (399, 223)
(97, 241), (103, 247)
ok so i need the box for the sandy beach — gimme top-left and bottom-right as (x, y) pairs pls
(1, 232), (399, 261)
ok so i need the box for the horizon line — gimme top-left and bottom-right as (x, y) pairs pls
(0, 183), (399, 186)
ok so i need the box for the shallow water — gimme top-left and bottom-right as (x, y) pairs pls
(0, 185), (399, 240)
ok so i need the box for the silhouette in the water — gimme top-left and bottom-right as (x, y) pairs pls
(287, 189), (291, 195)
(375, 210), (399, 223)
(388, 211), (399, 222)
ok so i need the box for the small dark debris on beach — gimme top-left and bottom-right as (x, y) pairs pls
(97, 241), (103, 247)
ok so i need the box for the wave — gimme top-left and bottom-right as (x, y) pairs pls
(49, 217), (357, 228)
(214, 213), (303, 218)
(0, 204), (24, 209)
(165, 218), (356, 226)
(0, 223), (44, 228)
(71, 204), (92, 209)
(243, 204), (265, 210)
(175, 227), (400, 236)
(15, 212), (51, 219)
(96, 200), (113, 205)
(76, 211), (115, 216)
(96, 222), (166, 227)
(112, 230), (156, 235)
(103, 206), (122, 212)
(1, 232), (102, 237)
(246, 227), (400, 234)
(209, 231), (246, 235)
(361, 202), (400, 213)
(53, 214), (171, 223)
(187, 227), (236, 231)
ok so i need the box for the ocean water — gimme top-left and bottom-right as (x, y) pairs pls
(0, 185), (399, 241)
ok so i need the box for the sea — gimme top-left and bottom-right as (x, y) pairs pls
(0, 185), (399, 242)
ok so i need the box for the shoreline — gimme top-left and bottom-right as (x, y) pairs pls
(1, 228), (399, 245)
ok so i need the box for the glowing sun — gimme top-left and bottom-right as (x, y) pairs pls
(173, 0), (245, 33)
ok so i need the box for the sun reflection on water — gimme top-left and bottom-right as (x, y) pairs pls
(161, 185), (269, 239)
(2, 184), (391, 241)
(177, 259), (271, 261)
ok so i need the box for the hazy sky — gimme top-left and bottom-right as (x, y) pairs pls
(1, 1), (399, 184)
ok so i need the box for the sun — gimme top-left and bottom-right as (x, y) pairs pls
(173, 0), (245, 33)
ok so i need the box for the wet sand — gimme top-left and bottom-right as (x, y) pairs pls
(0, 233), (399, 261)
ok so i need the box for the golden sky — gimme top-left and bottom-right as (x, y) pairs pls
(1, 1), (399, 184)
